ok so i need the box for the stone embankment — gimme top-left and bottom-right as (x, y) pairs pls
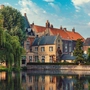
(27, 65), (90, 70)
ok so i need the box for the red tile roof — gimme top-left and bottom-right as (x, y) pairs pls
(32, 25), (84, 41)
(50, 28), (70, 40)
(65, 31), (85, 41)
(33, 25), (46, 33)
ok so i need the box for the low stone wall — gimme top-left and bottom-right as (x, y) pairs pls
(27, 65), (90, 70)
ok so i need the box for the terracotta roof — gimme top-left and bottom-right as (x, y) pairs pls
(32, 25), (84, 41)
(33, 25), (46, 33)
(50, 28), (70, 40)
(65, 31), (85, 41)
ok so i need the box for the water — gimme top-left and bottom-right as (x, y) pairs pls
(0, 70), (90, 90)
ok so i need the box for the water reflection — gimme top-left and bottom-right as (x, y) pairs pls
(0, 71), (90, 90)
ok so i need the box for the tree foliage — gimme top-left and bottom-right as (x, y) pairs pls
(73, 39), (84, 63)
(0, 6), (26, 44)
(87, 48), (90, 62)
(0, 6), (25, 70)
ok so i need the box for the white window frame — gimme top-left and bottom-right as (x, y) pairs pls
(35, 47), (38, 51)
(65, 43), (68, 52)
(42, 56), (45, 63)
(49, 47), (53, 51)
(41, 47), (45, 52)
(49, 56), (53, 63)
(29, 56), (32, 62)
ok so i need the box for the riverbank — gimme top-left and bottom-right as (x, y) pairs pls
(27, 64), (90, 70)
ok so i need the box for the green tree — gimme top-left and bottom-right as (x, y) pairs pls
(0, 6), (26, 44)
(87, 48), (90, 62)
(73, 39), (84, 64)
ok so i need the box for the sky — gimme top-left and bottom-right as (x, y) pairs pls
(0, 0), (90, 39)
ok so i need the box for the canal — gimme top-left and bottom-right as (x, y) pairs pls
(0, 70), (90, 90)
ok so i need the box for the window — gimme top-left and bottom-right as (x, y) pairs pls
(58, 39), (60, 42)
(42, 56), (45, 63)
(22, 56), (26, 64)
(22, 60), (26, 64)
(69, 42), (72, 52)
(49, 47), (53, 51)
(29, 56), (32, 62)
(49, 56), (53, 63)
(26, 41), (30, 50)
(65, 43), (68, 52)
(41, 47), (45, 52)
(35, 47), (38, 51)
(35, 56), (38, 62)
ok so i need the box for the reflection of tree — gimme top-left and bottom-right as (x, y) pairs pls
(0, 72), (23, 90)
(73, 75), (86, 90)
(56, 76), (63, 89)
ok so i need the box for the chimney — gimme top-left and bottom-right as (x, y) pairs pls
(60, 26), (62, 30)
(24, 13), (27, 17)
(72, 27), (75, 32)
(64, 28), (67, 31)
(51, 24), (53, 28)
(46, 20), (50, 28)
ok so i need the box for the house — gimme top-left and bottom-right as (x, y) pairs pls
(83, 38), (90, 54)
(22, 13), (84, 65)
(31, 35), (62, 63)
(31, 20), (84, 54)
(21, 13), (35, 66)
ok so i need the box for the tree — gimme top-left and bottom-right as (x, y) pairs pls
(0, 6), (26, 44)
(73, 39), (84, 64)
(87, 48), (90, 62)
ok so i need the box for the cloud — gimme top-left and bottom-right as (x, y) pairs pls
(72, 0), (90, 15)
(43, 0), (54, 2)
(18, 0), (90, 39)
(3, 2), (11, 6)
(18, 0), (62, 27)
(48, 2), (60, 12)
(72, 0), (90, 6)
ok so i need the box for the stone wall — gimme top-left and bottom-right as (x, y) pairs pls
(27, 65), (90, 70)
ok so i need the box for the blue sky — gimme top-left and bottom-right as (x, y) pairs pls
(0, 0), (90, 39)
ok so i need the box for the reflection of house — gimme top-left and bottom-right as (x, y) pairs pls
(21, 72), (56, 90)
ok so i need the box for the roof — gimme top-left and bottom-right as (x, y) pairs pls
(39, 35), (56, 45)
(32, 25), (84, 41)
(61, 54), (76, 60)
(83, 38), (90, 46)
(32, 37), (40, 46)
(23, 16), (30, 28)
(65, 31), (84, 41)
(50, 28), (69, 40)
(32, 35), (56, 46)
(33, 25), (46, 33)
